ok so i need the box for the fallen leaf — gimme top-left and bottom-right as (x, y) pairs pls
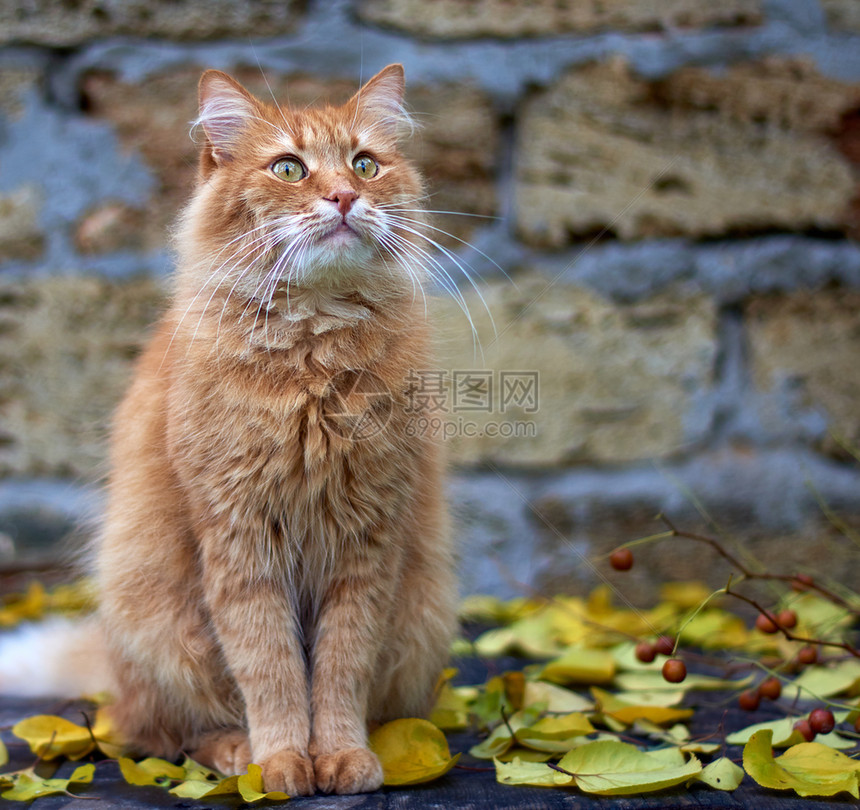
(119, 757), (185, 786)
(522, 680), (593, 713)
(514, 712), (595, 752)
(557, 739), (702, 795)
(12, 715), (96, 761)
(783, 660), (860, 701)
(237, 763), (290, 802)
(697, 757), (744, 791)
(494, 756), (572, 787)
(743, 729), (860, 798)
(1, 763), (94, 801)
(369, 718), (460, 786)
(540, 648), (616, 685)
(592, 688), (693, 727)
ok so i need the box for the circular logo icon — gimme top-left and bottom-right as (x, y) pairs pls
(325, 368), (394, 441)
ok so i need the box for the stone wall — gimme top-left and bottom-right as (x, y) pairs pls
(1, 0), (860, 603)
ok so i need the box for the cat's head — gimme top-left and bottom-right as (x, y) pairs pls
(180, 65), (426, 299)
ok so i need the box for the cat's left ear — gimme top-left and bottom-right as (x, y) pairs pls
(350, 64), (413, 140)
(197, 70), (260, 166)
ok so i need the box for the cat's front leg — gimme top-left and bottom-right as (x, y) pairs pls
(199, 534), (315, 795)
(309, 554), (393, 794)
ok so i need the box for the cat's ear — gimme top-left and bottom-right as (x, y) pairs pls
(196, 70), (259, 166)
(349, 64), (413, 140)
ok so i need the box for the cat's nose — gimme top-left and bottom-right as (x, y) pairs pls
(325, 190), (359, 217)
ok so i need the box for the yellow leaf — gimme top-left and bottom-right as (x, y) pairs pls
(0, 739), (7, 768)
(119, 757), (185, 786)
(12, 715), (95, 761)
(494, 756), (573, 787)
(514, 712), (595, 752)
(169, 774), (241, 798)
(237, 763), (290, 802)
(697, 757), (744, 791)
(659, 581), (715, 609)
(592, 687), (693, 727)
(429, 680), (472, 731)
(743, 729), (860, 798)
(91, 707), (127, 758)
(540, 648), (616, 685)
(557, 740), (702, 795)
(369, 718), (460, 786)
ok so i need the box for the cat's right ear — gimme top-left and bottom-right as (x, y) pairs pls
(196, 70), (258, 170)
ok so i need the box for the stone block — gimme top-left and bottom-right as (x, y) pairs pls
(0, 276), (165, 478)
(0, 66), (41, 119)
(0, 186), (44, 262)
(515, 58), (860, 246)
(0, 1), (304, 46)
(747, 290), (860, 455)
(81, 67), (499, 253)
(358, 0), (761, 39)
(822, 0), (860, 32)
(431, 273), (718, 467)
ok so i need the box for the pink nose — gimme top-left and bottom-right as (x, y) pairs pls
(325, 190), (358, 217)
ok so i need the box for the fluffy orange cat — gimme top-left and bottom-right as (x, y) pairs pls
(21, 66), (457, 795)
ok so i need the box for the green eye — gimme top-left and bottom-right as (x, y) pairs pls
(352, 155), (379, 179)
(272, 158), (306, 182)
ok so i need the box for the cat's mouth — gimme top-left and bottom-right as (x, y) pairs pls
(321, 221), (359, 242)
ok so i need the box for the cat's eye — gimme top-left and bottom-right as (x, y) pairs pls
(271, 157), (306, 183)
(352, 155), (379, 180)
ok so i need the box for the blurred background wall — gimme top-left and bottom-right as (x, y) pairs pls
(1, 0), (859, 602)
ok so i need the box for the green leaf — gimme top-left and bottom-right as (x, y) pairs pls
(369, 718), (460, 786)
(1, 763), (94, 802)
(556, 740), (702, 795)
(727, 715), (856, 750)
(522, 680), (593, 713)
(169, 774), (240, 799)
(783, 660), (860, 701)
(697, 757), (744, 791)
(494, 756), (573, 787)
(743, 729), (860, 798)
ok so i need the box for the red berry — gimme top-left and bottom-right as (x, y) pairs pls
(798, 646), (818, 665)
(739, 690), (761, 711)
(777, 609), (798, 630)
(662, 659), (687, 683)
(610, 548), (634, 571)
(758, 677), (782, 701)
(755, 612), (780, 634)
(654, 636), (675, 656)
(635, 642), (657, 663)
(792, 573), (814, 592)
(793, 719), (816, 741)
(809, 708), (835, 735)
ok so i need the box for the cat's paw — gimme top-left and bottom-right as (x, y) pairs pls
(259, 750), (316, 796)
(314, 747), (384, 794)
(191, 728), (252, 775)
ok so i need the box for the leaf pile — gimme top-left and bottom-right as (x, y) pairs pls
(1, 579), (859, 801)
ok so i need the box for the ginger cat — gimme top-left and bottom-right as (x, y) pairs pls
(95, 65), (456, 795)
